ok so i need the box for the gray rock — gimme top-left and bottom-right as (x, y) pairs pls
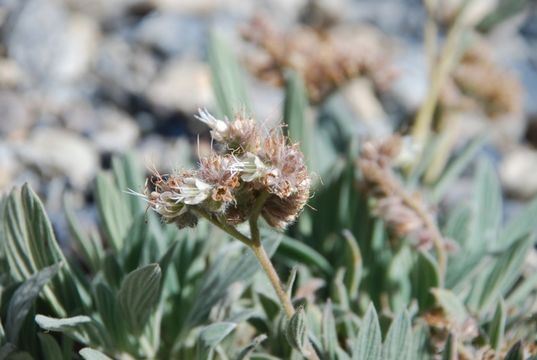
(134, 13), (207, 58)
(92, 107), (140, 153)
(0, 144), (20, 191)
(389, 43), (428, 113)
(6, 0), (99, 86)
(500, 146), (537, 199)
(16, 128), (99, 189)
(95, 36), (159, 98)
(146, 60), (213, 113)
(0, 91), (33, 135)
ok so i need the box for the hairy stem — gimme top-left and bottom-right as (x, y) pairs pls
(247, 192), (320, 360)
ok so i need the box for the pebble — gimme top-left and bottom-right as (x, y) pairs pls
(92, 107), (140, 153)
(0, 91), (33, 136)
(500, 146), (537, 199)
(134, 13), (207, 58)
(146, 60), (213, 113)
(16, 128), (99, 189)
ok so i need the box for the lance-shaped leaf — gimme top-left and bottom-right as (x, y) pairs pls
(37, 333), (63, 360)
(197, 322), (237, 360)
(208, 31), (251, 118)
(383, 311), (412, 360)
(488, 300), (506, 353)
(6, 264), (60, 344)
(352, 304), (382, 360)
(285, 306), (308, 355)
(118, 264), (162, 336)
(79, 348), (113, 360)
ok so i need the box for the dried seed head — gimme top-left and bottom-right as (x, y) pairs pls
(358, 136), (443, 250)
(142, 109), (310, 231)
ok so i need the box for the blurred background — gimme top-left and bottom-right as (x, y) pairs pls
(0, 0), (536, 245)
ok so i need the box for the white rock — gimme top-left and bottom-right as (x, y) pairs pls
(0, 144), (20, 191)
(16, 128), (98, 189)
(500, 146), (537, 199)
(92, 107), (140, 153)
(146, 60), (213, 113)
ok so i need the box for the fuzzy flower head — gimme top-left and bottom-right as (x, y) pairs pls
(143, 110), (311, 230)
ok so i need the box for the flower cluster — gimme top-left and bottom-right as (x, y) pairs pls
(143, 109), (311, 229)
(358, 136), (443, 250)
(241, 16), (394, 104)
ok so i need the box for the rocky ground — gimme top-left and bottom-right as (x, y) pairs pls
(0, 0), (536, 245)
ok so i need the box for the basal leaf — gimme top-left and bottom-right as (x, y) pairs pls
(208, 31), (251, 119)
(79, 348), (113, 360)
(197, 322), (237, 360)
(488, 299), (505, 353)
(431, 288), (468, 326)
(352, 304), (382, 360)
(37, 333), (62, 360)
(35, 315), (92, 332)
(383, 311), (412, 360)
(118, 264), (161, 336)
(6, 264), (60, 344)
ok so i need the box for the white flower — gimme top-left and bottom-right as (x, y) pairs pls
(231, 153), (269, 182)
(177, 177), (212, 205)
(195, 108), (229, 141)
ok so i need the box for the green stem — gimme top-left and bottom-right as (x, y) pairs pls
(191, 207), (252, 246)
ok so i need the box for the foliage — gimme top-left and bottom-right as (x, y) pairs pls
(1, 8), (537, 360)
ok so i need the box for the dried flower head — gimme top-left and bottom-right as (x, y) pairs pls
(241, 16), (394, 104)
(358, 136), (444, 250)
(441, 45), (522, 117)
(140, 109), (311, 230)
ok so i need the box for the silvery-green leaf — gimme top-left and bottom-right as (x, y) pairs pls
(197, 322), (237, 360)
(506, 272), (537, 307)
(432, 135), (485, 202)
(341, 230), (362, 301)
(236, 334), (267, 360)
(79, 348), (113, 360)
(285, 306), (308, 354)
(64, 195), (102, 272)
(470, 159), (502, 249)
(477, 235), (533, 313)
(187, 236), (280, 327)
(383, 311), (412, 360)
(441, 333), (456, 360)
(321, 300), (337, 360)
(285, 266), (298, 298)
(504, 341), (523, 360)
(118, 264), (161, 336)
(35, 315), (92, 332)
(277, 234), (333, 276)
(37, 333), (62, 360)
(352, 304), (382, 360)
(6, 264), (60, 344)
(92, 279), (126, 348)
(411, 251), (440, 311)
(208, 31), (251, 119)
(95, 174), (131, 253)
(488, 300), (506, 353)
(498, 195), (537, 248)
(284, 70), (311, 166)
(3, 185), (84, 315)
(431, 289), (468, 326)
